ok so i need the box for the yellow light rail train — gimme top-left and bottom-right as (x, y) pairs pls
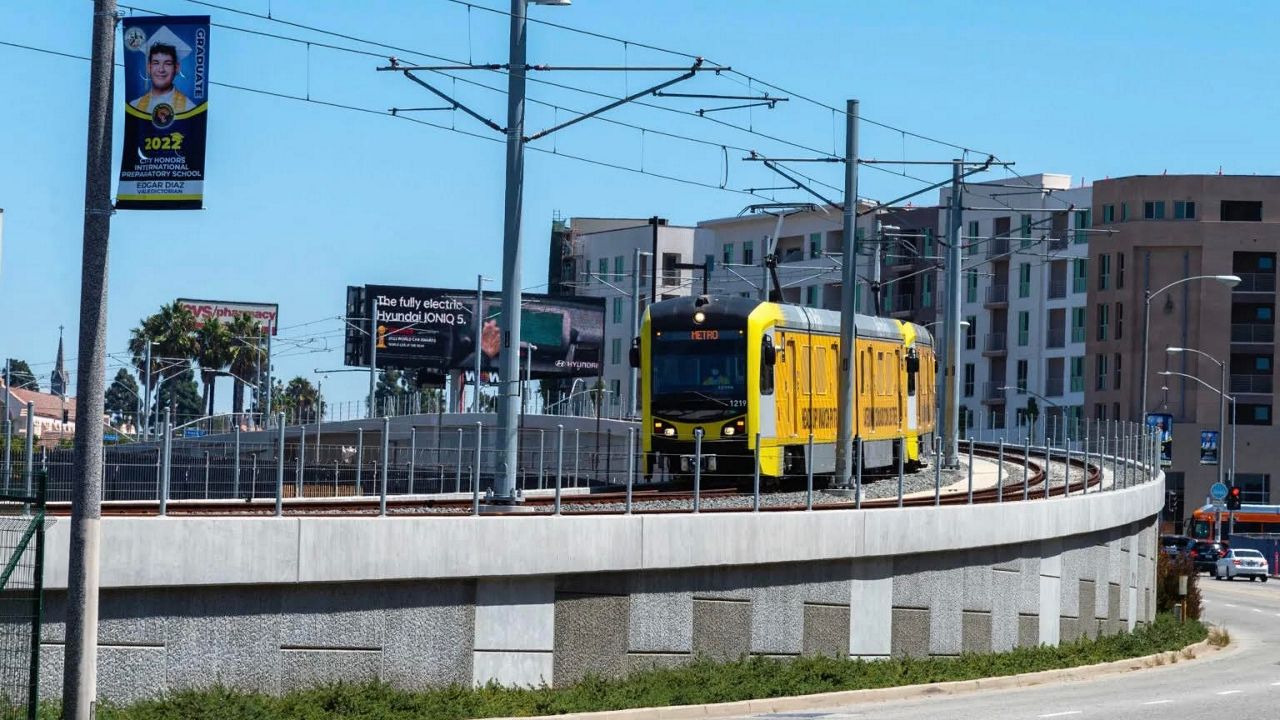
(635, 294), (936, 478)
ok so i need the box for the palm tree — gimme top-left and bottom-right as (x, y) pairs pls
(128, 302), (197, 424)
(226, 314), (265, 421)
(194, 318), (234, 416)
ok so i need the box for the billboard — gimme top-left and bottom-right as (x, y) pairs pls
(1200, 430), (1219, 465)
(344, 285), (605, 379)
(117, 16), (210, 210)
(1146, 413), (1173, 467)
(177, 299), (279, 335)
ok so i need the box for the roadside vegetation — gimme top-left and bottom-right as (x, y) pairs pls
(18, 614), (1208, 720)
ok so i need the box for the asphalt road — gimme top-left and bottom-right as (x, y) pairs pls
(747, 577), (1280, 720)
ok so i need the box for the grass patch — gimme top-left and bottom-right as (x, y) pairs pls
(24, 615), (1206, 720)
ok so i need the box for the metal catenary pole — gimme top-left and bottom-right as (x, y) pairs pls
(3, 360), (11, 489)
(380, 416), (390, 516)
(834, 98), (859, 487)
(368, 293), (378, 419)
(64, 4), (115, 713)
(233, 422), (241, 498)
(942, 159), (964, 467)
(275, 413), (285, 516)
(629, 247), (643, 418)
(23, 403), (34, 503)
(492, 0), (531, 504)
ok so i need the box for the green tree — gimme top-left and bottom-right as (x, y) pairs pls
(104, 368), (139, 425)
(3, 359), (38, 392)
(272, 376), (322, 423)
(128, 302), (198, 421)
(194, 317), (234, 416)
(155, 367), (202, 426)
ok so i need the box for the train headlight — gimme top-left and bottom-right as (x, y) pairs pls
(693, 311), (706, 324)
(664, 427), (676, 437)
(723, 426), (736, 436)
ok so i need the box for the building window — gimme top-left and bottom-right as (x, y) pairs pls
(1115, 302), (1123, 340)
(1174, 201), (1196, 220)
(1019, 263), (1032, 298)
(922, 274), (934, 308)
(662, 252), (680, 286)
(965, 269), (978, 303)
(743, 241), (755, 266)
(967, 220), (980, 256)
(1018, 311), (1030, 346)
(1016, 359), (1028, 392)
(609, 378), (621, 403)
(1143, 201), (1166, 220)
(1222, 200), (1263, 222)
(805, 286), (819, 307)
(612, 297), (623, 324)
(1020, 214), (1033, 247)
(965, 315), (977, 350)
(1096, 303), (1110, 341)
(1237, 403), (1273, 426)
(1094, 403), (1106, 420)
(597, 257), (608, 282)
(722, 243), (734, 265)
(610, 338), (622, 365)
(1116, 252), (1125, 288)
(1235, 473), (1271, 504)
(1095, 354), (1108, 391)
(1074, 208), (1092, 243)
(1071, 306), (1087, 343)
(1114, 352), (1122, 389)
(809, 233), (822, 259)
(1098, 254), (1111, 291)
(1120, 202), (1129, 221)
(1073, 258), (1088, 293)
(614, 256), (625, 281)
(1070, 356), (1085, 392)
(964, 364), (975, 397)
(923, 229), (935, 257)
(1102, 204), (1116, 223)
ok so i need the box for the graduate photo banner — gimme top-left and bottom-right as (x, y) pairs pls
(1146, 413), (1173, 467)
(117, 16), (210, 210)
(1200, 430), (1220, 465)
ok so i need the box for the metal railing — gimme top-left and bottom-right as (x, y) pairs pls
(1045, 376), (1065, 397)
(1046, 327), (1066, 348)
(985, 285), (1009, 304)
(1230, 374), (1274, 394)
(1231, 323), (1275, 343)
(987, 237), (1010, 258)
(984, 333), (1007, 353)
(983, 382), (1007, 402)
(1048, 279), (1067, 299)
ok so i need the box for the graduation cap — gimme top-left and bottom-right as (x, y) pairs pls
(129, 25), (193, 61)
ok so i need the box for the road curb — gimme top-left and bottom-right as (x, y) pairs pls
(492, 637), (1224, 720)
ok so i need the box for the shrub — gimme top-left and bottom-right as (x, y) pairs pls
(1156, 551), (1202, 619)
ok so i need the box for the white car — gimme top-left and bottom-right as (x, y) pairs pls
(1214, 548), (1270, 581)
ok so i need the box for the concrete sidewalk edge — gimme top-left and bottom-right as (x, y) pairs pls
(493, 637), (1225, 720)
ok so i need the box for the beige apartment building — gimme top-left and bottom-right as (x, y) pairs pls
(1088, 175), (1280, 528)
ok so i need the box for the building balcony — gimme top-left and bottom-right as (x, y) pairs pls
(1045, 376), (1065, 397)
(987, 237), (1010, 258)
(1048, 279), (1067, 299)
(1048, 236), (1068, 252)
(1231, 323), (1275, 344)
(1046, 327), (1066, 348)
(1233, 272), (1277, 293)
(985, 285), (1009, 308)
(982, 382), (1007, 405)
(983, 332), (1007, 356)
(1230, 374), (1274, 394)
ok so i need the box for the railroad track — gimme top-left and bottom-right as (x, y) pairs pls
(47, 445), (1107, 517)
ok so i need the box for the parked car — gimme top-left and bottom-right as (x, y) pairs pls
(1161, 535), (1196, 558)
(1189, 541), (1225, 573)
(1214, 548), (1270, 581)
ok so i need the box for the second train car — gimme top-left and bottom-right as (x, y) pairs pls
(637, 294), (936, 478)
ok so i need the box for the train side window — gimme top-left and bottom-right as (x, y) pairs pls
(905, 350), (918, 397)
(760, 336), (775, 395)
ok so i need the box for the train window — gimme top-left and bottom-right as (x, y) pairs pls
(906, 350), (918, 397)
(814, 347), (828, 394)
(760, 336), (775, 395)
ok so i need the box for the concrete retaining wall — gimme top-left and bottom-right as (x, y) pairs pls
(36, 476), (1163, 701)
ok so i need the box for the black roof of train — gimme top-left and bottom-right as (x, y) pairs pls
(648, 295), (761, 331)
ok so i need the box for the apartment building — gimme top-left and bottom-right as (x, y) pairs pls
(1088, 175), (1280, 521)
(943, 174), (1094, 438)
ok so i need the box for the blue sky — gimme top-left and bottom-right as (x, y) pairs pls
(2, 0), (1278, 408)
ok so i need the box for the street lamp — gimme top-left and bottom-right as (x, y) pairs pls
(1165, 347), (1228, 493)
(1140, 275), (1239, 422)
(1158, 369), (1235, 541)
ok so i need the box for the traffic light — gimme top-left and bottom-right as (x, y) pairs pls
(1227, 486), (1242, 511)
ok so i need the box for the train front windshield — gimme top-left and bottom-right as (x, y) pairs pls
(651, 331), (747, 422)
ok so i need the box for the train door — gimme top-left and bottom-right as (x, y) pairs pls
(904, 348), (920, 432)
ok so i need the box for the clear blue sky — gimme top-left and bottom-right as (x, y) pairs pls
(2, 0), (1277, 408)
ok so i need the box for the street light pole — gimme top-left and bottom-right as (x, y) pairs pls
(1140, 275), (1240, 422)
(834, 98), (859, 487)
(942, 160), (964, 467)
(1165, 347), (1227, 494)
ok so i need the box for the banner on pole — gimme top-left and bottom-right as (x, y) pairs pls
(1146, 413), (1173, 467)
(117, 16), (210, 210)
(1200, 430), (1219, 465)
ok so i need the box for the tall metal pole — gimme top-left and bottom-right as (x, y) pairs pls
(473, 274), (485, 413)
(264, 330), (272, 428)
(493, 0), (529, 504)
(64, 3), (115, 715)
(629, 247), (642, 418)
(834, 98), (859, 487)
(143, 341), (152, 440)
(942, 160), (964, 467)
(1140, 290), (1151, 424)
(3, 360), (11, 488)
(368, 292), (378, 419)
(1217, 362), (1226, 491)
